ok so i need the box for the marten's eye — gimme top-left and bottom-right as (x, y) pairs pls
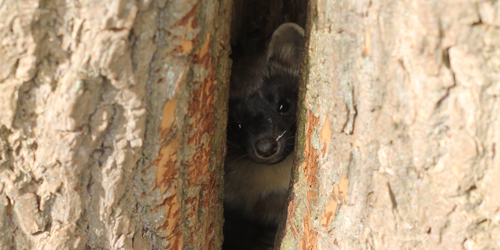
(230, 122), (242, 134)
(277, 99), (290, 114)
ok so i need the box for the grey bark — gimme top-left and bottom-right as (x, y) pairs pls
(0, 0), (230, 249)
(279, 0), (500, 249)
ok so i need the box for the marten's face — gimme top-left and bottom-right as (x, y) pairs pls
(227, 23), (304, 165)
(227, 73), (298, 165)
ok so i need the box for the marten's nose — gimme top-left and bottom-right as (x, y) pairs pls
(255, 138), (278, 158)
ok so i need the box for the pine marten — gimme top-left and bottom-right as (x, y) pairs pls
(223, 23), (305, 250)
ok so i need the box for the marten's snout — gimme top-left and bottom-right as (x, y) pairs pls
(255, 138), (279, 158)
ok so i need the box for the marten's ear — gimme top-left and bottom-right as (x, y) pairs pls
(267, 23), (305, 73)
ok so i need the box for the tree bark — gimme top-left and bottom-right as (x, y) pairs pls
(0, 0), (230, 249)
(279, 0), (500, 249)
(3, 0), (499, 249)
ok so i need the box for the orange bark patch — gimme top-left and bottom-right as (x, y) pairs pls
(154, 139), (180, 194)
(186, 146), (212, 186)
(199, 175), (217, 214)
(154, 125), (183, 246)
(166, 3), (200, 57)
(363, 27), (371, 57)
(301, 209), (318, 250)
(158, 193), (183, 249)
(152, 137), (182, 243)
(153, 63), (187, 244)
(303, 110), (319, 189)
(185, 74), (216, 145)
(184, 195), (200, 224)
(320, 196), (338, 228)
(338, 176), (349, 203)
(150, 0), (230, 247)
(184, 74), (216, 188)
(320, 117), (331, 156)
(298, 110), (321, 249)
(160, 99), (177, 142)
(180, 39), (195, 55)
(191, 16), (198, 29)
(192, 34), (212, 69)
(165, 34), (200, 57)
(333, 176), (349, 203)
(182, 46), (218, 245)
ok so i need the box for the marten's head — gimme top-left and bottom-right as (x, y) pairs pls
(227, 23), (305, 165)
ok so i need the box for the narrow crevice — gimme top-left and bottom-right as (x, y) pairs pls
(223, 0), (309, 249)
(435, 47), (457, 110)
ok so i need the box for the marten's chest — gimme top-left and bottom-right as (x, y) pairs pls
(224, 153), (293, 224)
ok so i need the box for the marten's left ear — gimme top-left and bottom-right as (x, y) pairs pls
(267, 23), (305, 72)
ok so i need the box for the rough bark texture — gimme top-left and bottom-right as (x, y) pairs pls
(279, 0), (500, 249)
(0, 0), (230, 249)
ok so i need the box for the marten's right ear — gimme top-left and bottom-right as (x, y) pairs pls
(266, 23), (305, 74)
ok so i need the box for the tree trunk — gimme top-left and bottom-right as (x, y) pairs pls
(279, 0), (500, 249)
(0, 0), (230, 249)
(2, 0), (499, 249)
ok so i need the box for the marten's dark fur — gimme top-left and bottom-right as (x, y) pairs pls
(223, 23), (305, 250)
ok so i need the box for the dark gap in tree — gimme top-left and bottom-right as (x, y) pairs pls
(223, 0), (308, 249)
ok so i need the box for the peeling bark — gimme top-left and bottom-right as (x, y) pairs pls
(279, 0), (500, 249)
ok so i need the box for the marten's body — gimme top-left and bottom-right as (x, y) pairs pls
(223, 23), (305, 250)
